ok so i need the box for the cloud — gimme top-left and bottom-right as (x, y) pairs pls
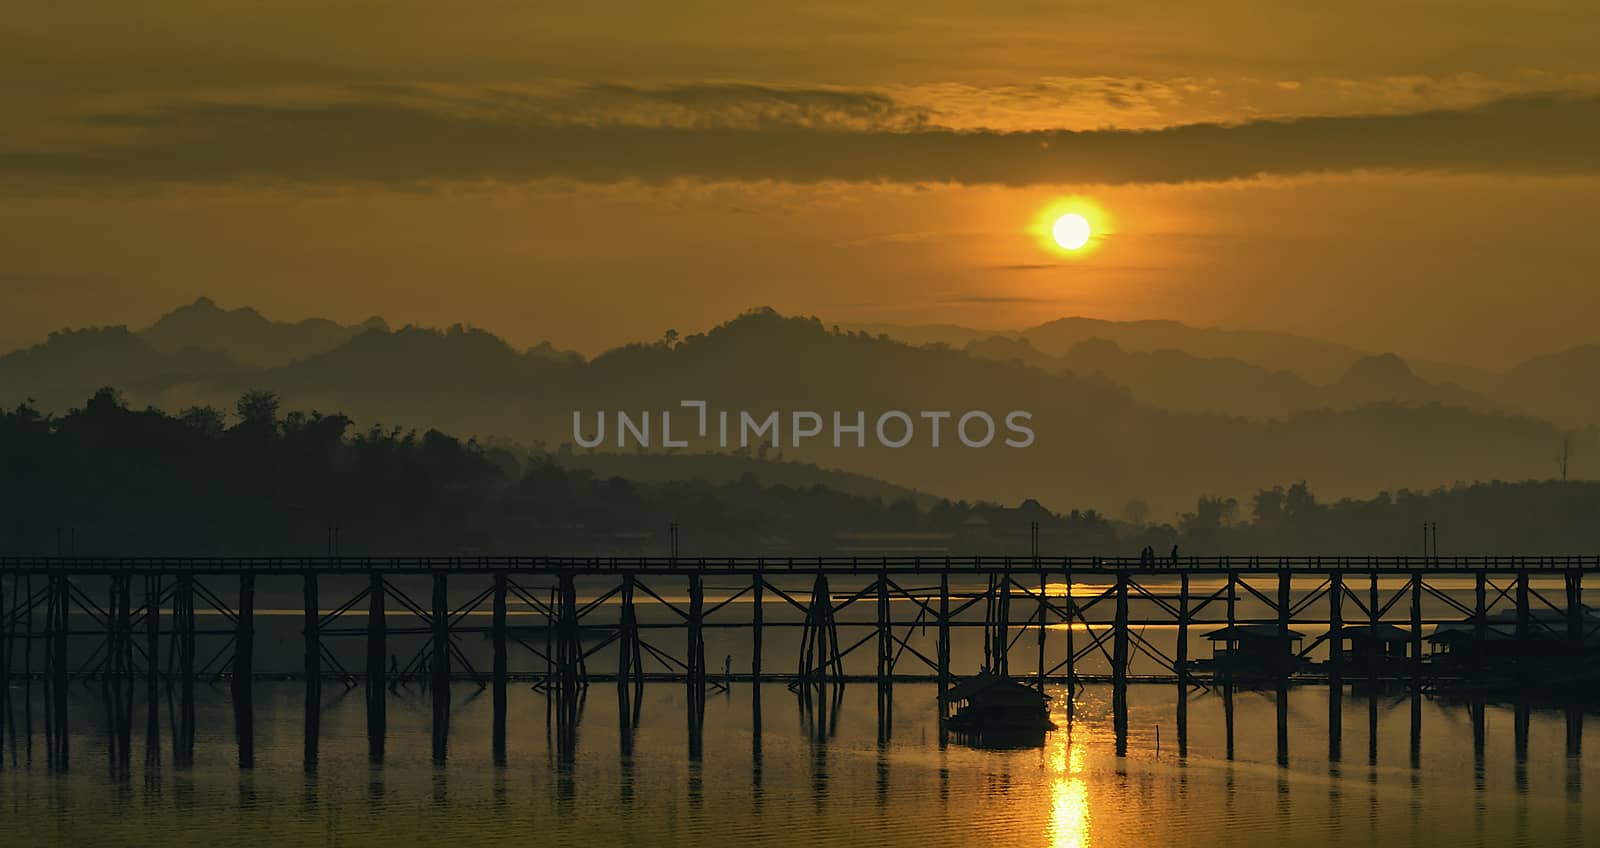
(932, 293), (1067, 304)
(4, 92), (1600, 189)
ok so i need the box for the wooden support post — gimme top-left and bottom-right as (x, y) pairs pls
(1328, 572), (1343, 686)
(687, 574), (704, 693)
(1566, 571), (1583, 648)
(876, 571), (891, 739)
(97, 575), (114, 771)
(1036, 571), (1047, 692)
(1276, 679), (1290, 768)
(877, 572), (891, 681)
(996, 572), (1011, 677)
(1328, 571), (1343, 763)
(810, 573), (826, 685)
(303, 572), (319, 770)
(50, 575), (69, 769)
(1275, 571), (1290, 766)
(1409, 572), (1423, 689)
(1277, 570), (1291, 677)
(493, 571), (508, 763)
(1113, 573), (1129, 688)
(175, 573), (194, 767)
(1471, 699), (1486, 779)
(366, 575), (386, 759)
(1409, 686), (1422, 770)
(686, 572), (705, 758)
(1367, 571), (1380, 689)
(1, 576), (8, 767)
(981, 574), (993, 674)
(22, 574), (33, 769)
(615, 574), (631, 691)
(115, 575), (133, 771)
(1223, 682), (1235, 761)
(1177, 570), (1189, 755)
(1112, 572), (1129, 756)
(1515, 571), (1530, 641)
(1514, 697), (1530, 781)
(1064, 570), (1075, 713)
(1225, 571), (1237, 686)
(936, 573), (950, 708)
(144, 574), (160, 767)
(1473, 571), (1487, 674)
(545, 586), (555, 692)
(431, 572), (450, 762)
(1175, 573), (1189, 690)
(797, 577), (814, 684)
(233, 573), (255, 768)
(1515, 570), (1532, 688)
(1367, 571), (1379, 766)
(751, 573), (764, 686)
(0, 573), (15, 768)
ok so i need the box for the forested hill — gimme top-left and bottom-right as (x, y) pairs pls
(3, 389), (1599, 557)
(1, 306), (1593, 516)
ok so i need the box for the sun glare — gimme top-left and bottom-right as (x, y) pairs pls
(1052, 214), (1091, 250)
(1034, 197), (1108, 257)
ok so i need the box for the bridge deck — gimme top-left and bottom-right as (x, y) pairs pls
(0, 554), (1596, 574)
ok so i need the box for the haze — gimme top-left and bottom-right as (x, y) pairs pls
(4, 3), (1600, 369)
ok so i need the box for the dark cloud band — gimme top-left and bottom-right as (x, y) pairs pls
(4, 93), (1597, 188)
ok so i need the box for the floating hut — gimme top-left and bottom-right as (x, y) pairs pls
(940, 673), (1055, 747)
(1194, 623), (1305, 679)
(1427, 608), (1600, 698)
(1333, 622), (1415, 666)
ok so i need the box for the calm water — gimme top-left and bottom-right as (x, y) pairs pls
(1, 680), (1595, 847)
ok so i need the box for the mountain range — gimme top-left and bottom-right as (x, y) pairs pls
(1, 298), (1595, 518)
(139, 296), (389, 367)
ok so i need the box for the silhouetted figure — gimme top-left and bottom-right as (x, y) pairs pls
(1170, 544), (1180, 565)
(1140, 545), (1154, 565)
(724, 654), (732, 680)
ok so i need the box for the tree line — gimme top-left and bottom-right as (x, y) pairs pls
(1, 390), (1595, 556)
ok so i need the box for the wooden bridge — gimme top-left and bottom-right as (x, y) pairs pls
(0, 554), (1594, 769)
(4, 553), (1597, 573)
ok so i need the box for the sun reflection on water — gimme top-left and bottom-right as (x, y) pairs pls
(1048, 729), (1090, 848)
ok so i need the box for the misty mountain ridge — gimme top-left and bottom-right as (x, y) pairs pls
(140, 296), (390, 367)
(963, 336), (1499, 421)
(0, 325), (240, 413)
(2, 302), (1592, 519)
(1499, 344), (1600, 428)
(853, 316), (1493, 390)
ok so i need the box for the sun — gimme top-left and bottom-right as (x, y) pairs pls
(1033, 197), (1108, 257)
(1052, 213), (1091, 251)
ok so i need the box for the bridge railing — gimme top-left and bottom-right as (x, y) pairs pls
(0, 554), (1596, 573)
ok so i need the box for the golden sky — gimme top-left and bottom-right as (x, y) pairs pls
(3, 2), (1600, 367)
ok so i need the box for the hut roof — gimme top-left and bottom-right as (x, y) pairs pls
(1427, 619), (1600, 644)
(1202, 623), (1305, 641)
(1426, 623), (1509, 643)
(939, 673), (1047, 705)
(1334, 623), (1413, 642)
